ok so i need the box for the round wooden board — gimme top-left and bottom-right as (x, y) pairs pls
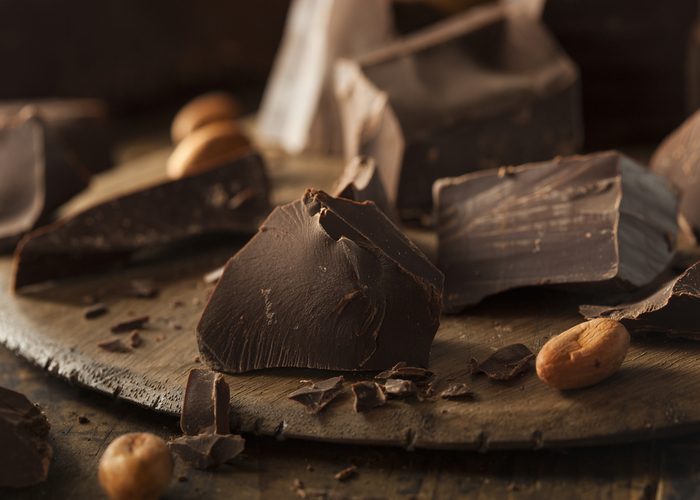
(1, 144), (700, 451)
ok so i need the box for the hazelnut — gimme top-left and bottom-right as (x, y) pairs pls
(98, 432), (173, 500)
(171, 91), (241, 144)
(166, 121), (251, 180)
(536, 318), (630, 390)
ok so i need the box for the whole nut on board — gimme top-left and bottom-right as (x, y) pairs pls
(536, 318), (630, 390)
(171, 92), (241, 144)
(166, 121), (251, 180)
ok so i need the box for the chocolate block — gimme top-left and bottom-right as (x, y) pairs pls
(333, 156), (396, 220)
(336, 1), (582, 218)
(13, 154), (270, 289)
(650, 110), (700, 237)
(0, 386), (52, 488)
(197, 189), (443, 373)
(434, 151), (679, 312)
(180, 369), (230, 436)
(580, 263), (700, 340)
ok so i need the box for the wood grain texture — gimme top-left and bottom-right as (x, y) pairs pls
(2, 143), (700, 451)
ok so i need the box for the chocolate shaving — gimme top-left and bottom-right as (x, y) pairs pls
(375, 362), (434, 383)
(439, 383), (474, 400)
(110, 315), (149, 333)
(351, 382), (386, 413)
(180, 369), (230, 436)
(288, 376), (344, 414)
(472, 344), (534, 381)
(334, 465), (358, 482)
(169, 434), (244, 470)
(97, 338), (131, 353)
(382, 378), (417, 398)
(83, 302), (108, 319)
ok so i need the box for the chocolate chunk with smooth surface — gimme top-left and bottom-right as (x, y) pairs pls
(288, 377), (344, 414)
(197, 189), (443, 372)
(351, 381), (386, 413)
(169, 434), (244, 470)
(473, 344), (534, 381)
(333, 156), (396, 220)
(383, 379), (417, 398)
(0, 386), (52, 488)
(180, 369), (230, 435)
(434, 151), (679, 312)
(580, 262), (700, 340)
(13, 153), (270, 289)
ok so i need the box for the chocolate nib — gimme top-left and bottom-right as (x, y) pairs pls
(335, 2), (581, 218)
(197, 189), (443, 373)
(180, 369), (230, 436)
(351, 382), (386, 413)
(169, 434), (244, 470)
(439, 383), (473, 400)
(334, 465), (358, 482)
(472, 344), (534, 381)
(288, 377), (344, 414)
(83, 302), (108, 319)
(333, 156), (396, 220)
(434, 151), (679, 312)
(580, 262), (700, 339)
(110, 316), (149, 333)
(375, 362), (434, 383)
(13, 154), (270, 289)
(97, 338), (131, 353)
(382, 379), (418, 398)
(0, 386), (52, 488)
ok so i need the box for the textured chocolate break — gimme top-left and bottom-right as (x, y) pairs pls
(197, 189), (443, 373)
(288, 377), (345, 414)
(382, 379), (418, 398)
(180, 369), (230, 436)
(434, 151), (679, 312)
(351, 381), (386, 413)
(169, 434), (244, 470)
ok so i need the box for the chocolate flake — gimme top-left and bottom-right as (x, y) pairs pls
(439, 383), (474, 400)
(127, 279), (159, 298)
(382, 378), (417, 398)
(288, 376), (344, 414)
(83, 302), (108, 319)
(334, 465), (358, 482)
(110, 315), (149, 333)
(97, 338), (131, 353)
(169, 434), (244, 470)
(351, 382), (386, 412)
(375, 362), (434, 383)
(473, 344), (534, 381)
(180, 369), (230, 435)
(128, 331), (143, 349)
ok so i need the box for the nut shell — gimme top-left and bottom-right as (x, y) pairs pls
(536, 318), (630, 390)
(171, 92), (241, 144)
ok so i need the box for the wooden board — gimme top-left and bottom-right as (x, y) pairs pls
(2, 143), (700, 451)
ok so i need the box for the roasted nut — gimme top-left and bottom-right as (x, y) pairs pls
(536, 318), (630, 390)
(171, 91), (241, 144)
(166, 121), (251, 179)
(98, 432), (173, 500)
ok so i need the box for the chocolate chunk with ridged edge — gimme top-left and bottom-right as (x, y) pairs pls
(351, 381), (386, 412)
(180, 369), (230, 435)
(434, 151), (679, 312)
(288, 376), (344, 414)
(197, 189), (443, 373)
(13, 153), (270, 290)
(333, 156), (396, 221)
(0, 386), (52, 488)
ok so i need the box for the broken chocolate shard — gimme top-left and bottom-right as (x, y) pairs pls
(83, 302), (108, 319)
(180, 369), (231, 436)
(383, 378), (418, 398)
(0, 386), (52, 488)
(13, 153), (270, 289)
(128, 331), (143, 349)
(473, 344), (534, 381)
(127, 279), (159, 299)
(375, 362), (434, 383)
(351, 381), (386, 413)
(288, 377), (344, 414)
(334, 465), (358, 482)
(434, 151), (679, 312)
(335, 2), (582, 218)
(332, 156), (396, 220)
(580, 262), (700, 340)
(197, 189), (443, 372)
(110, 315), (149, 333)
(169, 434), (244, 470)
(97, 338), (131, 353)
(439, 383), (474, 400)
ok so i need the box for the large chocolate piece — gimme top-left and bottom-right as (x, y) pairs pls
(0, 386), (52, 488)
(180, 369), (230, 436)
(580, 262), (700, 340)
(335, 2), (582, 218)
(434, 151), (679, 312)
(169, 434), (245, 470)
(332, 156), (396, 220)
(13, 154), (270, 289)
(650, 110), (700, 237)
(197, 189), (443, 373)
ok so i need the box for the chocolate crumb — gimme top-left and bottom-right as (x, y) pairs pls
(110, 315), (149, 333)
(77, 415), (90, 424)
(472, 344), (534, 381)
(288, 376), (344, 414)
(127, 279), (159, 298)
(334, 465), (358, 482)
(155, 335), (165, 342)
(383, 379), (417, 398)
(306, 464), (314, 472)
(193, 356), (201, 363)
(178, 475), (188, 483)
(128, 331), (143, 348)
(351, 382), (386, 413)
(173, 300), (185, 308)
(439, 383), (473, 400)
(83, 302), (108, 319)
(81, 294), (98, 305)
(97, 338), (131, 353)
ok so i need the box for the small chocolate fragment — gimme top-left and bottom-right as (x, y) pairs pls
(288, 377), (344, 414)
(110, 315), (149, 334)
(127, 279), (159, 299)
(169, 434), (244, 470)
(13, 154), (270, 289)
(334, 465), (358, 482)
(332, 156), (396, 220)
(383, 379), (417, 398)
(439, 383), (473, 400)
(351, 381), (386, 413)
(580, 262), (700, 339)
(473, 344), (534, 381)
(77, 415), (90, 424)
(434, 151), (679, 311)
(375, 362), (434, 383)
(97, 339), (131, 353)
(180, 369), (230, 436)
(0, 386), (52, 488)
(128, 331), (143, 349)
(83, 302), (108, 319)
(197, 189), (443, 373)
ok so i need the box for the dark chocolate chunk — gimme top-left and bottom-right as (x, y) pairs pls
(288, 377), (344, 414)
(336, 2), (582, 218)
(128, 331), (143, 349)
(127, 279), (159, 299)
(0, 386), (52, 488)
(180, 369), (230, 436)
(334, 465), (358, 482)
(434, 151), (679, 312)
(580, 262), (700, 339)
(333, 156), (396, 220)
(83, 302), (108, 319)
(439, 383), (474, 400)
(197, 189), (443, 373)
(110, 315), (149, 334)
(351, 382), (386, 413)
(169, 434), (244, 470)
(382, 378), (418, 398)
(97, 338), (131, 353)
(13, 154), (270, 289)
(472, 344), (534, 381)
(375, 362), (434, 383)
